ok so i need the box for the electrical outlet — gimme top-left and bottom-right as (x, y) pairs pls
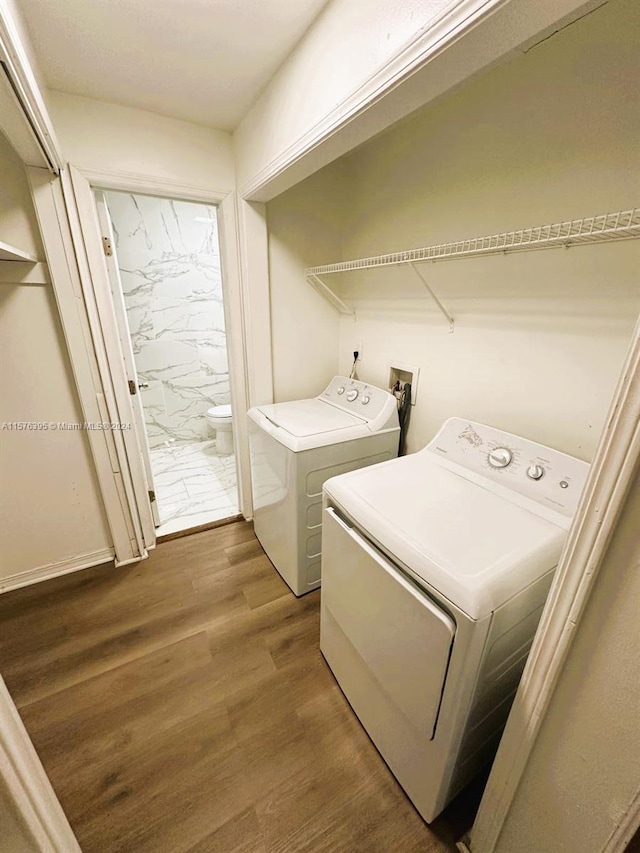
(351, 340), (363, 360)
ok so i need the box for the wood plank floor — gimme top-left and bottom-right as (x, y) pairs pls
(0, 521), (484, 852)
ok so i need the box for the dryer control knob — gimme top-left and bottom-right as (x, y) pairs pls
(361, 395), (371, 405)
(346, 389), (359, 402)
(488, 447), (512, 468)
(527, 464), (545, 480)
(337, 386), (345, 395)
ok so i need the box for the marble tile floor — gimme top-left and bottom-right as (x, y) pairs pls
(149, 439), (238, 537)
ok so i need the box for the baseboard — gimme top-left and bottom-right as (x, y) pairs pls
(0, 548), (115, 594)
(456, 839), (472, 853)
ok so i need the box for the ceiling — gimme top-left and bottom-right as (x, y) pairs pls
(18, 0), (330, 131)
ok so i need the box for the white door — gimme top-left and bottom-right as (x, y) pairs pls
(63, 165), (157, 553)
(93, 192), (160, 527)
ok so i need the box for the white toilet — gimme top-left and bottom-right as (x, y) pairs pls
(206, 404), (234, 454)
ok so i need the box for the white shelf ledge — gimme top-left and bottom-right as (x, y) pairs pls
(305, 208), (640, 330)
(0, 240), (38, 262)
(308, 209), (640, 275)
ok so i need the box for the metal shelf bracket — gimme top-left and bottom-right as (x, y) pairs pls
(409, 262), (454, 332)
(307, 273), (356, 319)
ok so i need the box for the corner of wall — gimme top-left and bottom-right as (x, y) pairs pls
(47, 91), (236, 193)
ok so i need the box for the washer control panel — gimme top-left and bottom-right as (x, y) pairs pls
(427, 417), (589, 518)
(321, 376), (398, 429)
(488, 447), (513, 469)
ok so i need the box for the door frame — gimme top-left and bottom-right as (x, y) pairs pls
(93, 189), (161, 528)
(74, 167), (256, 526)
(29, 166), (141, 566)
(29, 164), (259, 566)
(467, 317), (640, 852)
(62, 166), (157, 556)
(0, 676), (81, 852)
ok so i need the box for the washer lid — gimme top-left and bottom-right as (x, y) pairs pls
(256, 399), (365, 437)
(324, 453), (567, 620)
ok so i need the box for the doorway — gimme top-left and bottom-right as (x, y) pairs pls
(98, 190), (239, 537)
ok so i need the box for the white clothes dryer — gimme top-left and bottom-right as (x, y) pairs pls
(247, 376), (399, 596)
(320, 417), (589, 822)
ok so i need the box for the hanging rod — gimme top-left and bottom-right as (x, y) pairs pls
(306, 208), (640, 277)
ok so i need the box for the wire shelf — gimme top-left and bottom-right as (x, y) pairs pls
(306, 208), (640, 277)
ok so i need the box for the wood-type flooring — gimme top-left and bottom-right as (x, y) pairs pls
(0, 521), (484, 852)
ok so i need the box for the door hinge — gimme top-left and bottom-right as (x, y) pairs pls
(148, 490), (156, 503)
(102, 236), (113, 256)
(128, 379), (137, 395)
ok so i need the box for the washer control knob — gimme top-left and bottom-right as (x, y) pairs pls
(361, 395), (371, 405)
(488, 447), (513, 469)
(527, 464), (545, 480)
(346, 389), (359, 402)
(337, 386), (345, 395)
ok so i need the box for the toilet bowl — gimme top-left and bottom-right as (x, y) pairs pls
(206, 404), (234, 454)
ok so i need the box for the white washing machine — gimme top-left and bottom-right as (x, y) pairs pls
(320, 417), (589, 822)
(247, 376), (399, 596)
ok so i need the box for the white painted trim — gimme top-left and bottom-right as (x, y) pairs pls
(59, 166), (149, 561)
(0, 677), (81, 851)
(0, 5), (63, 172)
(78, 167), (232, 203)
(469, 316), (640, 853)
(218, 193), (253, 518)
(0, 261), (49, 284)
(239, 0), (604, 201)
(66, 166), (156, 554)
(27, 166), (138, 565)
(236, 199), (273, 405)
(0, 61), (48, 167)
(602, 786), (640, 853)
(0, 548), (114, 594)
(94, 190), (160, 529)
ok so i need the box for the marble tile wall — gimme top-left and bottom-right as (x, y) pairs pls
(105, 191), (229, 447)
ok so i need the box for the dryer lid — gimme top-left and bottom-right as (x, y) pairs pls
(324, 453), (567, 620)
(256, 399), (365, 437)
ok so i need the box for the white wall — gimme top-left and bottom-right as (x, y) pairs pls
(0, 132), (111, 586)
(332, 0), (640, 460)
(493, 463), (640, 852)
(234, 0), (603, 200)
(235, 0), (450, 187)
(266, 160), (349, 402)
(47, 92), (235, 193)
